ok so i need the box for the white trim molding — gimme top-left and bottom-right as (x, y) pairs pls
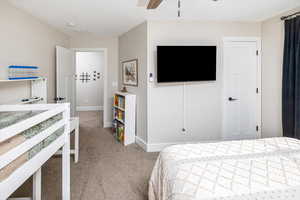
(135, 136), (147, 151)
(76, 106), (103, 111)
(223, 37), (261, 43)
(104, 122), (112, 128)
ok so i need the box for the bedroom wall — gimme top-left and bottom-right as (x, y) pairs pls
(147, 20), (261, 149)
(70, 33), (119, 126)
(0, 0), (70, 103)
(119, 22), (148, 143)
(261, 7), (300, 138)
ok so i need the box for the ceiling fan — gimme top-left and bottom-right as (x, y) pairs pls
(137, 0), (184, 17)
(137, 0), (163, 9)
(147, 0), (163, 9)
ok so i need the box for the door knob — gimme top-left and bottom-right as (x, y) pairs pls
(228, 97), (238, 101)
(54, 97), (65, 101)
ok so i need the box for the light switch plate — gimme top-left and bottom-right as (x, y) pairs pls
(149, 73), (154, 82)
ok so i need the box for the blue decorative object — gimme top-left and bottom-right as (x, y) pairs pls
(8, 65), (39, 80)
(8, 77), (39, 80)
(9, 66), (38, 69)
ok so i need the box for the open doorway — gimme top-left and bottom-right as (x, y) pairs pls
(74, 49), (108, 127)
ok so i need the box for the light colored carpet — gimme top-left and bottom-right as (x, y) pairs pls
(12, 111), (158, 200)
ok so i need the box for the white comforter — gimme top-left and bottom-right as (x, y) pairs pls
(149, 137), (300, 200)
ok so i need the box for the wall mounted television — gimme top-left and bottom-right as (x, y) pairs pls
(157, 46), (217, 83)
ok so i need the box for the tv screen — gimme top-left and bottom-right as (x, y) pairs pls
(157, 46), (217, 83)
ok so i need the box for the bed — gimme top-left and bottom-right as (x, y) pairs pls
(0, 104), (70, 200)
(149, 137), (300, 200)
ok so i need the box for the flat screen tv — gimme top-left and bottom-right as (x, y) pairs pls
(157, 46), (217, 83)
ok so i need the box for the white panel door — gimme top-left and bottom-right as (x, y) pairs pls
(148, 85), (184, 144)
(223, 40), (261, 140)
(56, 46), (75, 116)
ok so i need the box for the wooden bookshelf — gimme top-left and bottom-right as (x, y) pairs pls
(112, 92), (136, 146)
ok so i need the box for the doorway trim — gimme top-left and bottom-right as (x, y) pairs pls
(222, 37), (262, 139)
(72, 48), (109, 128)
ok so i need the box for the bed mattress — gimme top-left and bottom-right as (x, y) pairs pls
(0, 111), (64, 182)
(149, 137), (300, 200)
(0, 111), (42, 129)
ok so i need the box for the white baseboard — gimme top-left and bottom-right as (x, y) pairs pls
(135, 136), (147, 151)
(135, 137), (197, 152)
(135, 136), (222, 153)
(76, 106), (103, 111)
(104, 122), (112, 128)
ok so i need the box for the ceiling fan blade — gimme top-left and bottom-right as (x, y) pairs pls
(147, 0), (163, 9)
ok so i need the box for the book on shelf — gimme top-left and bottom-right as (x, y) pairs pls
(112, 92), (136, 146)
(114, 95), (125, 109)
(113, 108), (125, 122)
(114, 123), (125, 144)
(112, 120), (118, 133)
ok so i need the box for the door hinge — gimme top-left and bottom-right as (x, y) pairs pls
(256, 126), (259, 132)
(256, 88), (259, 94)
(256, 50), (259, 56)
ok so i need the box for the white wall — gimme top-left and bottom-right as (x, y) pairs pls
(147, 21), (261, 146)
(119, 22), (148, 142)
(76, 52), (104, 110)
(0, 1), (70, 103)
(70, 33), (119, 126)
(261, 7), (300, 138)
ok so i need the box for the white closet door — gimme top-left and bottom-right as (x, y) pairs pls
(56, 46), (76, 116)
(186, 83), (221, 141)
(222, 39), (261, 140)
(148, 85), (184, 144)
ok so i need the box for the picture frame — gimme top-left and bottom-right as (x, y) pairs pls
(122, 59), (138, 86)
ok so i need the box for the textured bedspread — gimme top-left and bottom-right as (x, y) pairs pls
(0, 112), (64, 181)
(149, 137), (300, 200)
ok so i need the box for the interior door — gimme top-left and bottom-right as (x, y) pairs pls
(223, 40), (261, 140)
(56, 46), (75, 117)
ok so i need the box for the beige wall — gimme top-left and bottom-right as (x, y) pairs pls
(261, 7), (300, 138)
(0, 1), (70, 103)
(147, 21), (262, 145)
(119, 22), (148, 142)
(0, 0), (119, 125)
(70, 33), (119, 125)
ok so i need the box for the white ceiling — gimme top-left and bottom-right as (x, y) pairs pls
(7, 0), (300, 37)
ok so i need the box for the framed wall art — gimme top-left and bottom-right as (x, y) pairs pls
(122, 59), (138, 86)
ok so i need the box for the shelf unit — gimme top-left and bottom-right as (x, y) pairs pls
(0, 77), (43, 82)
(112, 92), (136, 146)
(0, 77), (47, 105)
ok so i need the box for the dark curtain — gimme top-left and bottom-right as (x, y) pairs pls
(282, 16), (300, 138)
